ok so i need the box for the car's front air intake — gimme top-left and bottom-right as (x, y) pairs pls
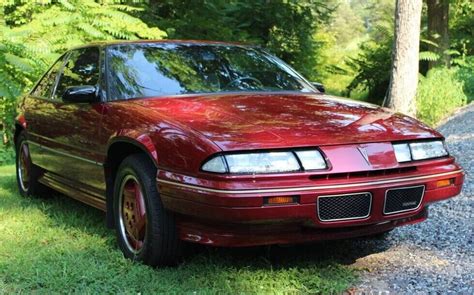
(384, 185), (425, 215)
(317, 192), (372, 222)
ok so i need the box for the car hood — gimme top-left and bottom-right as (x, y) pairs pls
(132, 92), (441, 151)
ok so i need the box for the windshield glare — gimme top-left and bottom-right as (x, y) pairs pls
(106, 43), (315, 100)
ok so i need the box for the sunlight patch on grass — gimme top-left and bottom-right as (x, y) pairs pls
(0, 165), (355, 293)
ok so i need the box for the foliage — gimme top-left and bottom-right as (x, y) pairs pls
(343, 0), (472, 113)
(419, 40), (468, 67)
(349, 0), (395, 34)
(0, 29), (47, 145)
(419, 50), (440, 62)
(140, 0), (335, 81)
(416, 67), (467, 126)
(450, 0), (474, 56)
(0, 165), (356, 293)
(0, 0), (165, 146)
(325, 0), (365, 46)
(0, 0), (472, 138)
(315, 1), (365, 95)
(455, 56), (474, 102)
(345, 25), (393, 105)
(320, 0), (394, 98)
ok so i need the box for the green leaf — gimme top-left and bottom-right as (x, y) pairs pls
(4, 53), (34, 72)
(420, 38), (439, 47)
(419, 51), (440, 62)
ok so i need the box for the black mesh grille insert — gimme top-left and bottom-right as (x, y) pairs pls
(317, 193), (372, 222)
(384, 185), (425, 215)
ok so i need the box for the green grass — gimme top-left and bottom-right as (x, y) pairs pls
(0, 165), (355, 294)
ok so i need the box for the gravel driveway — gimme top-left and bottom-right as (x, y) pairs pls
(346, 103), (474, 293)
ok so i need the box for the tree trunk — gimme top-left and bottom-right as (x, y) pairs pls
(384, 0), (422, 117)
(427, 0), (450, 68)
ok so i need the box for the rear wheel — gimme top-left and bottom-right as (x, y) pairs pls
(114, 154), (182, 266)
(15, 132), (44, 197)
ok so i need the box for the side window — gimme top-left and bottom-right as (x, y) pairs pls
(31, 57), (64, 98)
(54, 47), (100, 100)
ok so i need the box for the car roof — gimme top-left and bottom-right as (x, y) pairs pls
(69, 39), (255, 51)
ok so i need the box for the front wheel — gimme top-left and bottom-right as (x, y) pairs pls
(113, 154), (182, 266)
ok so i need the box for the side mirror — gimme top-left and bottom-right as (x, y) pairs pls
(312, 82), (325, 93)
(62, 85), (98, 103)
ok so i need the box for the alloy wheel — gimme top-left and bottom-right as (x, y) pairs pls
(17, 142), (30, 192)
(118, 175), (147, 254)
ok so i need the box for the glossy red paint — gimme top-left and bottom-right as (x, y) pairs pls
(162, 171), (463, 244)
(16, 40), (464, 248)
(15, 114), (27, 130)
(177, 208), (430, 247)
(158, 154), (463, 245)
(132, 93), (440, 152)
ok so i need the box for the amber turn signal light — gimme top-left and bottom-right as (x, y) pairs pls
(264, 196), (299, 205)
(436, 178), (454, 188)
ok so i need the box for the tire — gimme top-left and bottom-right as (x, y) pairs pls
(15, 132), (44, 197)
(113, 153), (182, 266)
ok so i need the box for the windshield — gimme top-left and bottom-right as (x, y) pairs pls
(106, 43), (316, 100)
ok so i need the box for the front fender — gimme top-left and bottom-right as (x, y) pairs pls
(107, 132), (158, 166)
(107, 125), (221, 175)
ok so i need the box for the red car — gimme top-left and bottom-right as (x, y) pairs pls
(15, 40), (464, 266)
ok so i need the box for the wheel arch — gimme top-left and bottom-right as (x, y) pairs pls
(104, 136), (159, 228)
(14, 114), (28, 145)
(14, 124), (24, 146)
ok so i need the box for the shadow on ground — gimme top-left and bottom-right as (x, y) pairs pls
(0, 164), (397, 292)
(0, 169), (395, 267)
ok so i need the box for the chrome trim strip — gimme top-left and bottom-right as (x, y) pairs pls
(383, 185), (426, 215)
(317, 192), (372, 222)
(157, 170), (462, 194)
(27, 141), (103, 166)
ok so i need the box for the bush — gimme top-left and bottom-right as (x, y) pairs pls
(345, 25), (393, 105)
(455, 56), (474, 102)
(416, 67), (468, 126)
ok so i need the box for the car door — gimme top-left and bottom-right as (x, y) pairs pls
(25, 55), (67, 174)
(28, 47), (106, 195)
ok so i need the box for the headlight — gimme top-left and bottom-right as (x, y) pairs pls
(294, 150), (327, 170)
(225, 152), (300, 173)
(201, 149), (327, 174)
(410, 141), (448, 160)
(393, 143), (411, 162)
(201, 156), (227, 173)
(393, 140), (448, 162)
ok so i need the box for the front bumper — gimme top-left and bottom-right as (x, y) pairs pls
(158, 159), (464, 246)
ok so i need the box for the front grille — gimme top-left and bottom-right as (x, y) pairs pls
(384, 185), (425, 215)
(317, 192), (372, 222)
